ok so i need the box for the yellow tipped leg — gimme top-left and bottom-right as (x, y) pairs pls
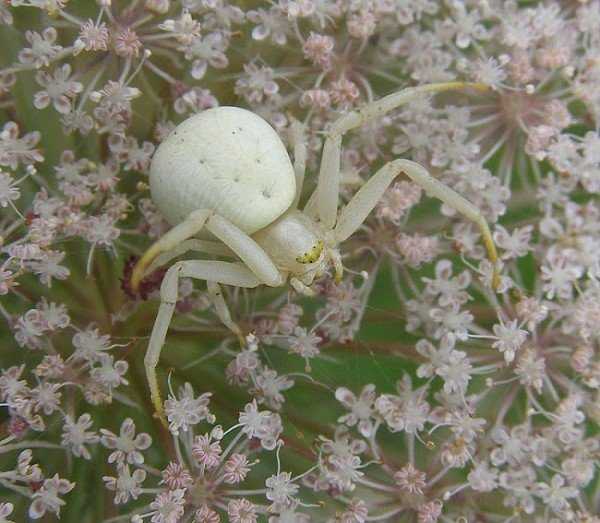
(477, 219), (501, 291)
(144, 265), (180, 428)
(148, 364), (168, 428)
(131, 242), (163, 293)
(131, 209), (213, 293)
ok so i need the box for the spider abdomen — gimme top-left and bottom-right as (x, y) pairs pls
(150, 106), (296, 234)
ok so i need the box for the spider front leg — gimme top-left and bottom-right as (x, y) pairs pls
(146, 260), (261, 425)
(334, 159), (500, 289)
(290, 118), (308, 210)
(315, 81), (490, 228)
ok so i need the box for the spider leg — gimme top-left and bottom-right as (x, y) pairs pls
(290, 118), (307, 210)
(146, 239), (234, 275)
(334, 159), (500, 288)
(131, 209), (213, 292)
(205, 214), (285, 287)
(207, 281), (245, 346)
(313, 81), (489, 228)
(146, 260), (260, 426)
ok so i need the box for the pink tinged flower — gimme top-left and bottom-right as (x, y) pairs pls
(185, 32), (229, 79)
(374, 375), (430, 435)
(541, 252), (583, 300)
(429, 303), (473, 344)
(194, 505), (220, 523)
(160, 462), (193, 490)
(62, 114), (92, 137)
(492, 319), (528, 364)
(100, 417), (152, 465)
(227, 498), (258, 523)
(174, 87), (218, 115)
(28, 249), (70, 287)
(149, 488), (186, 523)
(394, 464), (427, 495)
(347, 9), (377, 39)
(289, 326), (322, 366)
(72, 327), (112, 362)
(223, 453), (252, 484)
(339, 498), (368, 523)
(534, 474), (578, 514)
(90, 80), (141, 112)
(515, 349), (546, 393)
(396, 233), (440, 269)
(119, 138), (155, 172)
(276, 303), (303, 335)
(18, 28), (61, 67)
(164, 383), (214, 436)
(329, 77), (360, 108)
(91, 354), (129, 390)
(265, 471), (299, 506)
(445, 2), (489, 49)
(28, 474), (75, 519)
(35, 354), (65, 379)
(0, 72), (16, 97)
(192, 434), (222, 469)
(234, 62), (279, 104)
(494, 225), (534, 260)
(159, 11), (202, 46)
(525, 124), (559, 160)
(515, 297), (548, 330)
(17, 449), (43, 482)
(113, 27), (142, 58)
(31, 381), (62, 415)
(0, 502), (14, 523)
(252, 368), (293, 411)
(0, 121), (43, 170)
(423, 260), (472, 308)
(300, 88), (331, 110)
(103, 465), (146, 504)
(303, 32), (334, 69)
(247, 8), (288, 45)
(238, 400), (283, 450)
(14, 308), (46, 349)
(0, 365), (27, 401)
(417, 500), (443, 523)
(226, 343), (260, 385)
(61, 413), (99, 459)
(436, 350), (473, 395)
(335, 384), (377, 438)
(0, 171), (20, 207)
(376, 181), (422, 224)
(34, 64), (83, 114)
(83, 214), (121, 247)
(472, 56), (508, 90)
(318, 429), (367, 492)
(74, 20), (109, 53)
(490, 425), (531, 468)
(467, 462), (498, 492)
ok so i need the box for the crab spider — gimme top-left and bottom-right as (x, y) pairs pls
(130, 81), (499, 424)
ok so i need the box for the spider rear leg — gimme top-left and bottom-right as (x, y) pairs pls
(145, 260), (261, 426)
(207, 281), (245, 346)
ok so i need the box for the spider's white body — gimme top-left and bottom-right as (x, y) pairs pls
(149, 107), (329, 288)
(132, 82), (499, 424)
(150, 107), (296, 233)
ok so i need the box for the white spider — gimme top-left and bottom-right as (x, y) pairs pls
(130, 81), (499, 423)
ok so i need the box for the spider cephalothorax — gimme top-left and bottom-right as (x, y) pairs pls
(130, 82), (500, 423)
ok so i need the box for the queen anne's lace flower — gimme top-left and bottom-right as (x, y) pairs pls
(1, 1), (600, 520)
(100, 418), (152, 465)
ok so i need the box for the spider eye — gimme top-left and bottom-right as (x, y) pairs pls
(295, 240), (324, 264)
